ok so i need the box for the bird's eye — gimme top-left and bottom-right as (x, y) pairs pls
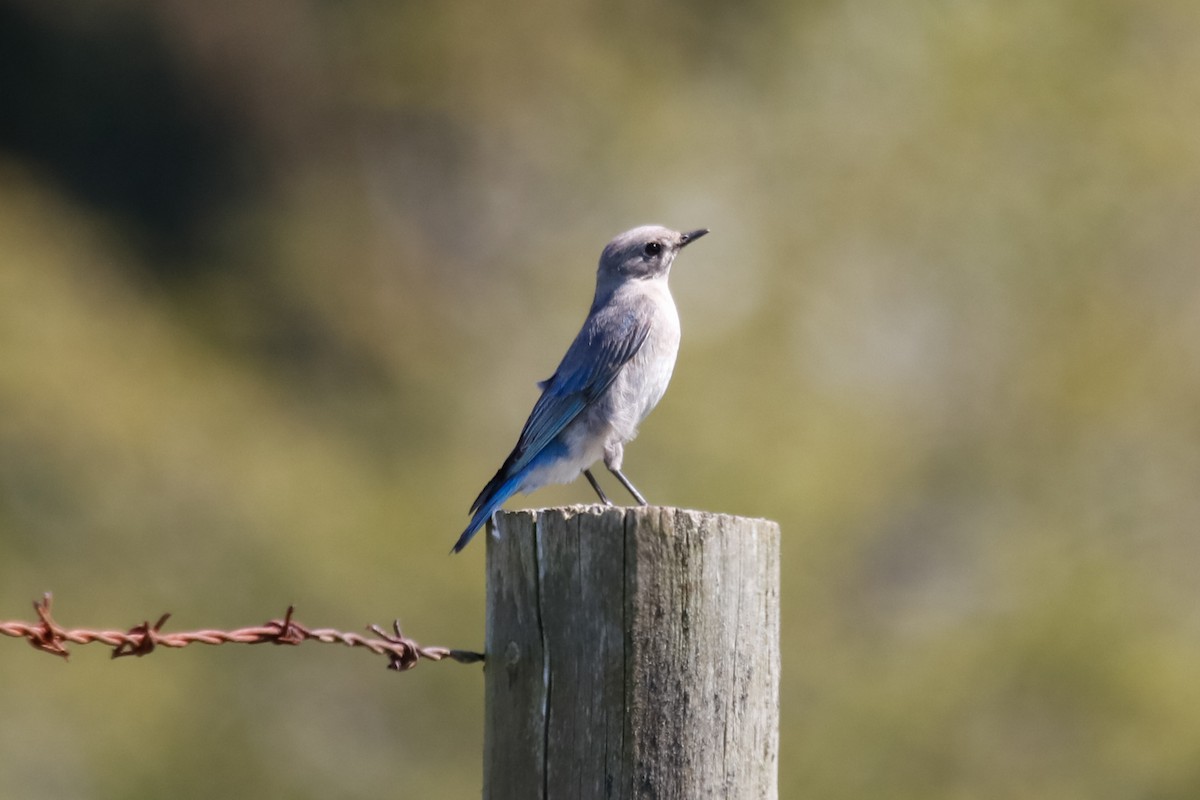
(643, 241), (662, 257)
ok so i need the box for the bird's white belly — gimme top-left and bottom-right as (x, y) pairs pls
(520, 425), (608, 490)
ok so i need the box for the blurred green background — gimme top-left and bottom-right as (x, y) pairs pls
(3, 0), (1200, 797)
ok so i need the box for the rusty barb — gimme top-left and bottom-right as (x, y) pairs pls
(0, 593), (483, 672)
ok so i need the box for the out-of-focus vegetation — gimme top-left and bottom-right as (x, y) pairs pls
(3, 0), (1200, 797)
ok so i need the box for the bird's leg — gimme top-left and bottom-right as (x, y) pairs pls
(602, 441), (649, 505)
(609, 467), (648, 506)
(583, 469), (614, 506)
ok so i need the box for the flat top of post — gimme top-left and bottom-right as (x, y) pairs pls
(496, 504), (780, 530)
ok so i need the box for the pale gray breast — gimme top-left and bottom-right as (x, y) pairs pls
(609, 280), (681, 436)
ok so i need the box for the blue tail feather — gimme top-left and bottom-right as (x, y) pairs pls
(454, 442), (570, 553)
(452, 472), (523, 553)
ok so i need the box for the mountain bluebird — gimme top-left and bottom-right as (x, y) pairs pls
(453, 225), (708, 553)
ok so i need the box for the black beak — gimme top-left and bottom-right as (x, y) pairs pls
(679, 228), (709, 247)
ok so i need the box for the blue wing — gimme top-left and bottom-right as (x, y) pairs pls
(453, 300), (653, 552)
(467, 298), (653, 516)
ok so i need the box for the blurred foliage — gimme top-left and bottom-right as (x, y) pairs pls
(3, 0), (1200, 797)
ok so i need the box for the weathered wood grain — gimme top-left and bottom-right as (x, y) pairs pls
(485, 506), (780, 800)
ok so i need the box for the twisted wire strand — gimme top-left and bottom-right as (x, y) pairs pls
(0, 593), (483, 671)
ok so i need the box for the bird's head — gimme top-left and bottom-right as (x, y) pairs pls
(596, 225), (709, 289)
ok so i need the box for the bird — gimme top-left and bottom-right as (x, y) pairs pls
(452, 225), (708, 553)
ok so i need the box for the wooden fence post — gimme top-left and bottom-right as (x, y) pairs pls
(484, 505), (780, 800)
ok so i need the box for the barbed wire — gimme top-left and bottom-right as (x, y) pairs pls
(0, 593), (484, 672)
